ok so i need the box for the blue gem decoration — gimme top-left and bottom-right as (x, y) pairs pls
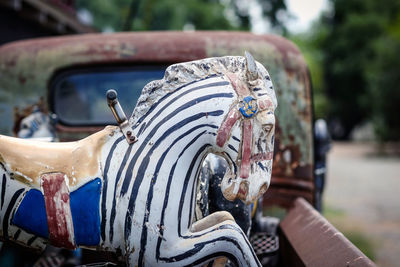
(239, 96), (258, 118)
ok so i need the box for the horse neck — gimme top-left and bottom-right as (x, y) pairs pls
(130, 75), (235, 183)
(98, 77), (236, 248)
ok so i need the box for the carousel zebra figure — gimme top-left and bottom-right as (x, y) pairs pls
(0, 52), (277, 266)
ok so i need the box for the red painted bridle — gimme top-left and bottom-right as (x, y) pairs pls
(216, 73), (273, 178)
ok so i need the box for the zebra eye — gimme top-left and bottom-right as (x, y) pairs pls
(262, 124), (273, 132)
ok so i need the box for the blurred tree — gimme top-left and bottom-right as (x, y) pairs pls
(76, 0), (288, 32)
(76, 0), (130, 31)
(232, 0), (288, 32)
(320, 0), (400, 140)
(290, 19), (330, 120)
(365, 15), (400, 141)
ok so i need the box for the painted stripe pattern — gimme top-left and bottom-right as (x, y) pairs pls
(0, 72), (263, 266)
(0, 165), (46, 250)
(98, 75), (260, 266)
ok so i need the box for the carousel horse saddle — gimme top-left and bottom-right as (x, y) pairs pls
(12, 177), (102, 246)
(0, 127), (118, 248)
(0, 126), (116, 187)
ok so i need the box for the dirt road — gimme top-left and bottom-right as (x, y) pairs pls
(324, 142), (400, 267)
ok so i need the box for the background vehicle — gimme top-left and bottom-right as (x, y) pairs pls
(0, 31), (374, 266)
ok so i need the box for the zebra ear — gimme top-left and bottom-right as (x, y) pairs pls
(245, 51), (258, 81)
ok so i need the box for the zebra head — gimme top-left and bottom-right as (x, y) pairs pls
(131, 52), (277, 205)
(216, 52), (277, 205)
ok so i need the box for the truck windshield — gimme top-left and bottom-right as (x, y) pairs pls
(51, 66), (166, 126)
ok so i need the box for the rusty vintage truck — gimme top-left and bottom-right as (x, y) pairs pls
(0, 31), (375, 266)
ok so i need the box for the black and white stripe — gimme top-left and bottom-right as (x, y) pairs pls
(99, 75), (260, 266)
(0, 73), (260, 266)
(0, 166), (46, 250)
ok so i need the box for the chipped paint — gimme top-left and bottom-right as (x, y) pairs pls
(0, 31), (314, 208)
(1, 56), (277, 266)
(41, 172), (76, 249)
(216, 108), (241, 147)
(0, 126), (117, 188)
(190, 211), (234, 232)
(240, 120), (252, 178)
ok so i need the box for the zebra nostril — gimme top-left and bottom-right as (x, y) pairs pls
(238, 181), (249, 200)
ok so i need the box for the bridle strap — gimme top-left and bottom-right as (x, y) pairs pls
(240, 120), (252, 178)
(226, 73), (250, 96)
(216, 108), (241, 147)
(216, 72), (273, 178)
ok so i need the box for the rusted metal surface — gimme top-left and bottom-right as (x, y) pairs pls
(280, 198), (376, 267)
(0, 31), (313, 208)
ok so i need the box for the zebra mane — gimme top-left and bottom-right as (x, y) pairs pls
(130, 55), (277, 125)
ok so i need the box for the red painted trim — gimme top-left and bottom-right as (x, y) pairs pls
(258, 98), (273, 110)
(226, 73), (250, 97)
(216, 108), (241, 147)
(240, 120), (253, 178)
(41, 173), (76, 249)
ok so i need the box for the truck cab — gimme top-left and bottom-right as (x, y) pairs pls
(0, 31), (374, 266)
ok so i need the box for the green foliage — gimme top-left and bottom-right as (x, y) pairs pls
(322, 0), (381, 138)
(76, 0), (131, 31)
(126, 0), (235, 31)
(293, 0), (400, 140)
(366, 34), (400, 141)
(324, 204), (376, 260)
(76, 0), (232, 31)
(344, 231), (375, 260)
(289, 21), (330, 120)
(76, 0), (288, 32)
